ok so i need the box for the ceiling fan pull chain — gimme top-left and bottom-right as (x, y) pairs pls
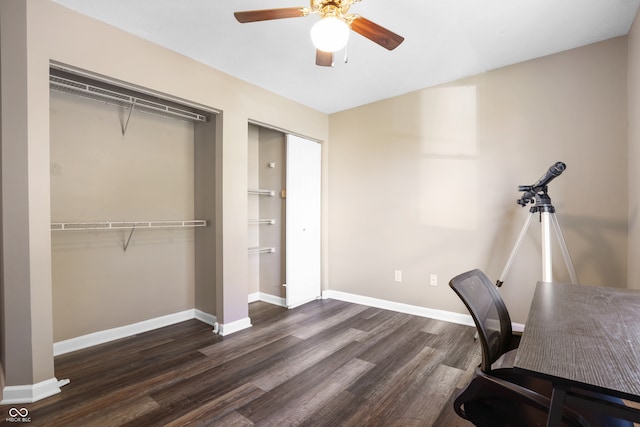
(344, 45), (349, 63)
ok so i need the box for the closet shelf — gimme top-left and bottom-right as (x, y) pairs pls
(248, 247), (276, 255)
(248, 189), (275, 196)
(51, 220), (207, 232)
(49, 74), (208, 123)
(249, 219), (275, 225)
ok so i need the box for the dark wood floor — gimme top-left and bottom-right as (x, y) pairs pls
(7, 299), (479, 426)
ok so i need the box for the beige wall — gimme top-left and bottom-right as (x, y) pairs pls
(49, 91), (198, 341)
(0, 0), (327, 392)
(0, 0), (4, 397)
(328, 37), (629, 324)
(629, 10), (640, 290)
(194, 118), (217, 316)
(1, 0), (56, 390)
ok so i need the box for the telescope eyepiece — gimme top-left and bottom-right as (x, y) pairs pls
(549, 162), (566, 176)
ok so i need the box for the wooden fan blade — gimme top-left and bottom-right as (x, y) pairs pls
(350, 16), (404, 50)
(316, 50), (333, 67)
(234, 7), (306, 23)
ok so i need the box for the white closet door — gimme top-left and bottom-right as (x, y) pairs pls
(285, 134), (321, 308)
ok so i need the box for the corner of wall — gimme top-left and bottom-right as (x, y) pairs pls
(0, 0), (6, 404)
(0, 363), (4, 402)
(628, 8), (640, 289)
(0, 3), (3, 402)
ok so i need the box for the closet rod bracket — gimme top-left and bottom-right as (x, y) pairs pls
(123, 227), (136, 252)
(122, 100), (136, 136)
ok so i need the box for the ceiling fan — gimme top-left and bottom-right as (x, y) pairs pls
(234, 0), (405, 67)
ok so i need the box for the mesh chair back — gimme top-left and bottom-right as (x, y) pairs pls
(449, 269), (512, 373)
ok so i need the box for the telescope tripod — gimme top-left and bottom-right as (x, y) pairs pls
(497, 190), (578, 287)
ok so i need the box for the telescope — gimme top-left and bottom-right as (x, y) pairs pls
(497, 160), (578, 287)
(517, 162), (566, 207)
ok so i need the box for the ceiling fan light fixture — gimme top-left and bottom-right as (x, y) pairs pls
(310, 16), (350, 52)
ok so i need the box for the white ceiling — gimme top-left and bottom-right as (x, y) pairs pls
(54, 0), (640, 114)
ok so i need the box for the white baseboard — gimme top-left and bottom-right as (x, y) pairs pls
(248, 292), (286, 307)
(322, 290), (524, 333)
(51, 290), (518, 357)
(1, 377), (67, 404)
(54, 309), (217, 356)
(259, 293), (287, 307)
(194, 309), (218, 327)
(219, 317), (252, 336)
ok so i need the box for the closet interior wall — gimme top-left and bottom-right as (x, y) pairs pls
(194, 119), (217, 316)
(248, 124), (286, 301)
(50, 75), (216, 342)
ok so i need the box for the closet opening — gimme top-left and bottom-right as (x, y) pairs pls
(49, 65), (218, 354)
(248, 124), (321, 309)
(248, 125), (286, 306)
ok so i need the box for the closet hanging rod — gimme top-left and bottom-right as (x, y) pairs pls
(49, 75), (208, 123)
(51, 220), (207, 232)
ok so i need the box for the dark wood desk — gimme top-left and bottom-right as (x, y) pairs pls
(514, 282), (640, 426)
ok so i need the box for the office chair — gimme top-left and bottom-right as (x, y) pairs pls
(449, 269), (632, 427)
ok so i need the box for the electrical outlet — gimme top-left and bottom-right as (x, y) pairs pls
(429, 274), (437, 287)
(394, 270), (402, 282)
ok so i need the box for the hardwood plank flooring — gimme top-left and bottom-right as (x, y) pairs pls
(3, 300), (478, 426)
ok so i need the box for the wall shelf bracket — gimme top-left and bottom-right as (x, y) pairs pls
(122, 99), (136, 136)
(123, 227), (136, 252)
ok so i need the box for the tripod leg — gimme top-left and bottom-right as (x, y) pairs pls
(497, 213), (535, 286)
(550, 213), (579, 284)
(541, 212), (553, 282)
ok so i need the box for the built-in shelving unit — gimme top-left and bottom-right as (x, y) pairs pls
(248, 188), (276, 255)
